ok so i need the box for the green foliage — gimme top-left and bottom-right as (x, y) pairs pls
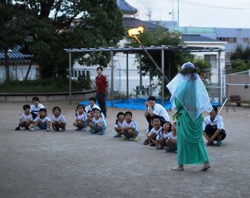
(76, 71), (93, 90)
(0, 77), (79, 93)
(1, 0), (125, 79)
(230, 45), (250, 72)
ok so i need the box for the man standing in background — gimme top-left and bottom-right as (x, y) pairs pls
(95, 67), (108, 117)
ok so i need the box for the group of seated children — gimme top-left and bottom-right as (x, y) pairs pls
(113, 111), (139, 142)
(142, 116), (177, 152)
(15, 96), (66, 132)
(74, 100), (106, 135)
(15, 96), (106, 135)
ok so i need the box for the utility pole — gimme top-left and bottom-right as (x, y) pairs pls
(177, 0), (180, 27)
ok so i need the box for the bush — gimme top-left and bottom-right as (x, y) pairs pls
(0, 77), (84, 93)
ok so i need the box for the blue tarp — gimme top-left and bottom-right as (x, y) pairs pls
(80, 98), (221, 111)
(80, 98), (172, 110)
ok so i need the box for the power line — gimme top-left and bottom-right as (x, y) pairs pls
(182, 0), (250, 10)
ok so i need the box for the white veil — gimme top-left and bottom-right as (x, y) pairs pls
(167, 62), (212, 121)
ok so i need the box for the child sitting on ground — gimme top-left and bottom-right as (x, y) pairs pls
(30, 96), (45, 120)
(113, 112), (125, 138)
(15, 104), (34, 131)
(73, 104), (88, 131)
(51, 106), (66, 132)
(143, 116), (162, 146)
(166, 122), (177, 152)
(156, 121), (172, 150)
(85, 97), (103, 123)
(88, 108), (107, 135)
(33, 108), (51, 131)
(121, 111), (139, 141)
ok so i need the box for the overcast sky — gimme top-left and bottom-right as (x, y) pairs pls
(126, 0), (250, 28)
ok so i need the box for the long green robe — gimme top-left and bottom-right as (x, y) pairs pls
(175, 98), (209, 165)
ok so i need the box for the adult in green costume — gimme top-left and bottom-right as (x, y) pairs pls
(167, 62), (213, 171)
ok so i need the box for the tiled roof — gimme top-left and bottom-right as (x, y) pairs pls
(182, 34), (220, 42)
(117, 0), (138, 14)
(123, 17), (168, 30)
(0, 46), (32, 60)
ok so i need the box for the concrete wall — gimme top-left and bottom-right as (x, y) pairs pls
(0, 90), (96, 103)
(226, 74), (250, 101)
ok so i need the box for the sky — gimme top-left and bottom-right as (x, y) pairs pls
(126, 0), (250, 28)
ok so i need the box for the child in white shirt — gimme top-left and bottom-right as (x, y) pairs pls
(144, 116), (162, 146)
(113, 112), (125, 138)
(15, 104), (34, 131)
(33, 108), (51, 131)
(121, 111), (139, 141)
(88, 108), (107, 135)
(51, 106), (66, 131)
(156, 121), (172, 150)
(30, 96), (45, 119)
(166, 122), (177, 152)
(73, 104), (88, 131)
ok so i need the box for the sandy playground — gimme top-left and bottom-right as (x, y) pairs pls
(0, 101), (249, 198)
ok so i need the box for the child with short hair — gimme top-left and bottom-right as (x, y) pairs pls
(143, 116), (162, 146)
(156, 121), (172, 150)
(85, 97), (103, 124)
(113, 112), (125, 138)
(51, 106), (66, 131)
(88, 108), (107, 135)
(33, 108), (51, 131)
(166, 122), (177, 152)
(30, 96), (45, 119)
(73, 104), (88, 131)
(15, 104), (34, 131)
(121, 111), (139, 141)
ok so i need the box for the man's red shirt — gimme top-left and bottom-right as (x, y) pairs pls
(96, 75), (107, 93)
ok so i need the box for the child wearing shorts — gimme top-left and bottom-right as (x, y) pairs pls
(156, 121), (172, 150)
(113, 112), (125, 138)
(166, 122), (177, 152)
(15, 104), (34, 131)
(88, 108), (107, 135)
(73, 104), (88, 131)
(51, 106), (66, 131)
(143, 116), (162, 146)
(33, 108), (51, 131)
(121, 111), (139, 141)
(30, 96), (45, 120)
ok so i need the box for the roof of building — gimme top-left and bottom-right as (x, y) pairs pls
(0, 46), (32, 61)
(117, 0), (138, 14)
(123, 17), (167, 30)
(182, 34), (220, 42)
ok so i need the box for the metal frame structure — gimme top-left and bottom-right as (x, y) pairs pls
(65, 45), (224, 105)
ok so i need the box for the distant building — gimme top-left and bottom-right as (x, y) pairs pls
(0, 46), (38, 81)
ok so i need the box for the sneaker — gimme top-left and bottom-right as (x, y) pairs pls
(99, 131), (105, 135)
(81, 128), (87, 132)
(75, 128), (82, 131)
(206, 142), (214, 146)
(121, 135), (128, 140)
(30, 127), (35, 131)
(15, 127), (20, 131)
(46, 128), (50, 132)
(216, 141), (222, 146)
(113, 134), (121, 138)
(133, 137), (138, 142)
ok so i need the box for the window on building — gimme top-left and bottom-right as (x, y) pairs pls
(204, 55), (217, 68)
(243, 37), (249, 43)
(217, 37), (237, 43)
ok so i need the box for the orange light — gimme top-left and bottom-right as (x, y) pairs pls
(128, 26), (144, 36)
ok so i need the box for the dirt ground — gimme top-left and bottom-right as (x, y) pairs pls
(0, 101), (249, 198)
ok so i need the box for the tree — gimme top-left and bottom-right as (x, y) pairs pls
(0, 3), (26, 81)
(4, 0), (125, 79)
(230, 45), (250, 73)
